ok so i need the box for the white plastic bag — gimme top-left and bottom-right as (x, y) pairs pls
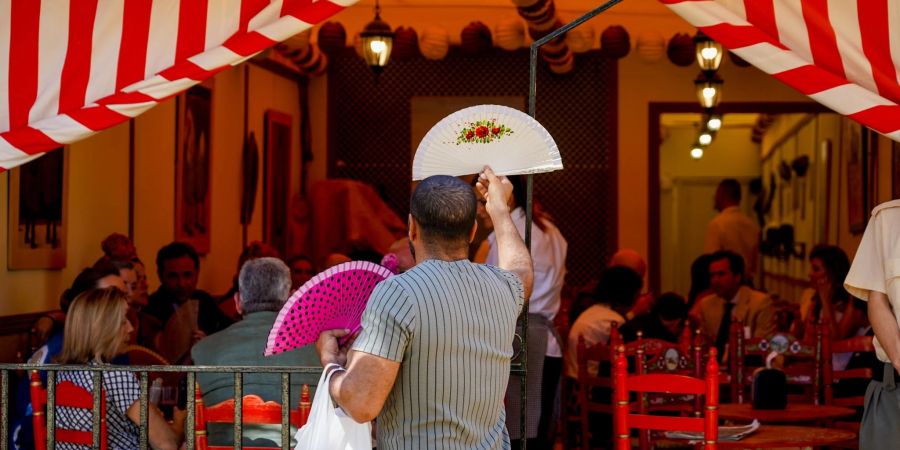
(294, 364), (372, 450)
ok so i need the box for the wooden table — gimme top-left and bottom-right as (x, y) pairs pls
(716, 425), (857, 449)
(717, 403), (856, 423)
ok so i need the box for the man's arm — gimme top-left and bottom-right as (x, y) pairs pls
(477, 167), (534, 300)
(316, 329), (400, 423)
(329, 350), (400, 423)
(869, 291), (900, 373)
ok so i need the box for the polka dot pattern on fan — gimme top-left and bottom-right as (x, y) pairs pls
(265, 261), (394, 356)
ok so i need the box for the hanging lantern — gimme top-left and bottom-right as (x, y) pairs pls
(392, 27), (420, 61)
(494, 18), (525, 51)
(694, 31), (723, 72)
(695, 72), (724, 108)
(420, 26), (450, 60)
(667, 33), (695, 66)
(600, 25), (630, 59)
(359, 0), (394, 73)
(317, 22), (346, 55)
(705, 110), (723, 131)
(461, 21), (492, 56)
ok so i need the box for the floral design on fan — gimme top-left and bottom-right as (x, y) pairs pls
(455, 119), (513, 144)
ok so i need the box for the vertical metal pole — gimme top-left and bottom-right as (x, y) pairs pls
(91, 371), (102, 450)
(282, 372), (291, 450)
(1, 369), (8, 450)
(139, 372), (149, 449)
(186, 372), (196, 450)
(233, 372), (243, 449)
(46, 371), (56, 450)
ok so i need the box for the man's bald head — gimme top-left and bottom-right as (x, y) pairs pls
(609, 248), (647, 279)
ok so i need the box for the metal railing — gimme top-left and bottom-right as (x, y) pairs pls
(0, 362), (526, 450)
(1, 363), (326, 450)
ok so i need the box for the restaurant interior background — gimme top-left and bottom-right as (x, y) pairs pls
(1, 0), (895, 362)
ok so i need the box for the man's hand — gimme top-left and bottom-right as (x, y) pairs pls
(476, 166), (513, 218)
(316, 329), (354, 368)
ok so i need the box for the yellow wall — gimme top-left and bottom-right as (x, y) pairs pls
(1, 64), (304, 316)
(618, 56), (811, 263)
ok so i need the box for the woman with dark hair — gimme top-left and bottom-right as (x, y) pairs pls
(793, 245), (868, 342)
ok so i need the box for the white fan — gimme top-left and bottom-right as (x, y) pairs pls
(412, 104), (562, 180)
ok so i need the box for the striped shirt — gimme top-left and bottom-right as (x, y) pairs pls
(353, 259), (525, 450)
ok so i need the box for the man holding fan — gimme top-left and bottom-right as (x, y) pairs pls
(316, 167), (533, 449)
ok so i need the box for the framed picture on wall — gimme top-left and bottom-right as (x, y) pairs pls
(893, 139), (900, 200)
(264, 110), (292, 257)
(845, 120), (866, 234)
(7, 147), (68, 269)
(175, 84), (213, 254)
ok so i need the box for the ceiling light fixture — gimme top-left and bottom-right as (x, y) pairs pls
(360, 0), (394, 74)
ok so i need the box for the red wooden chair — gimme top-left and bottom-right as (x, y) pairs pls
(823, 335), (874, 449)
(194, 383), (312, 450)
(629, 329), (705, 416)
(729, 322), (828, 404)
(564, 321), (622, 449)
(30, 370), (109, 450)
(613, 346), (719, 450)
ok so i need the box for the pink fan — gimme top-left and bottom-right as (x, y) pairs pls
(265, 260), (394, 356)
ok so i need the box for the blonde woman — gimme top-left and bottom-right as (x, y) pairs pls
(56, 288), (179, 450)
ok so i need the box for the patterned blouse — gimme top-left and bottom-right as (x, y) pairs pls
(55, 366), (140, 450)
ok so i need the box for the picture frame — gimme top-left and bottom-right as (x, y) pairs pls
(7, 147), (68, 270)
(845, 119), (866, 234)
(175, 84), (213, 254)
(264, 110), (292, 256)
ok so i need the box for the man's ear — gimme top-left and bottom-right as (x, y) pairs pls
(469, 221), (478, 243)
(233, 292), (243, 316)
(408, 214), (418, 241)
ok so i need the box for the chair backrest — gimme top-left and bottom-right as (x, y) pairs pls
(629, 330), (705, 415)
(614, 346), (719, 450)
(194, 383), (312, 450)
(566, 321), (622, 450)
(29, 370), (109, 450)
(824, 335), (875, 407)
(730, 321), (828, 404)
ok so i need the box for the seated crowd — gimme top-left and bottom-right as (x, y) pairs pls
(11, 223), (873, 449)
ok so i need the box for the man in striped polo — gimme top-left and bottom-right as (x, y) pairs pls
(317, 167), (534, 449)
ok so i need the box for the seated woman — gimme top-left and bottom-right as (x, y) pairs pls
(793, 246), (869, 339)
(55, 288), (179, 450)
(792, 245), (870, 374)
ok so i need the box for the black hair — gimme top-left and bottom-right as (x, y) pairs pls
(709, 250), (745, 281)
(688, 253), (715, 307)
(594, 266), (643, 312)
(718, 178), (742, 203)
(59, 261), (121, 312)
(653, 292), (688, 321)
(809, 244), (850, 303)
(410, 175), (476, 243)
(155, 241), (199, 275)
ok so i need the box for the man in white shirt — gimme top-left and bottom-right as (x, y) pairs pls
(704, 179), (760, 281)
(483, 176), (567, 450)
(845, 200), (900, 449)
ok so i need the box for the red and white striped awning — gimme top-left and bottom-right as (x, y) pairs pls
(0, 0), (355, 172)
(661, 0), (900, 143)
